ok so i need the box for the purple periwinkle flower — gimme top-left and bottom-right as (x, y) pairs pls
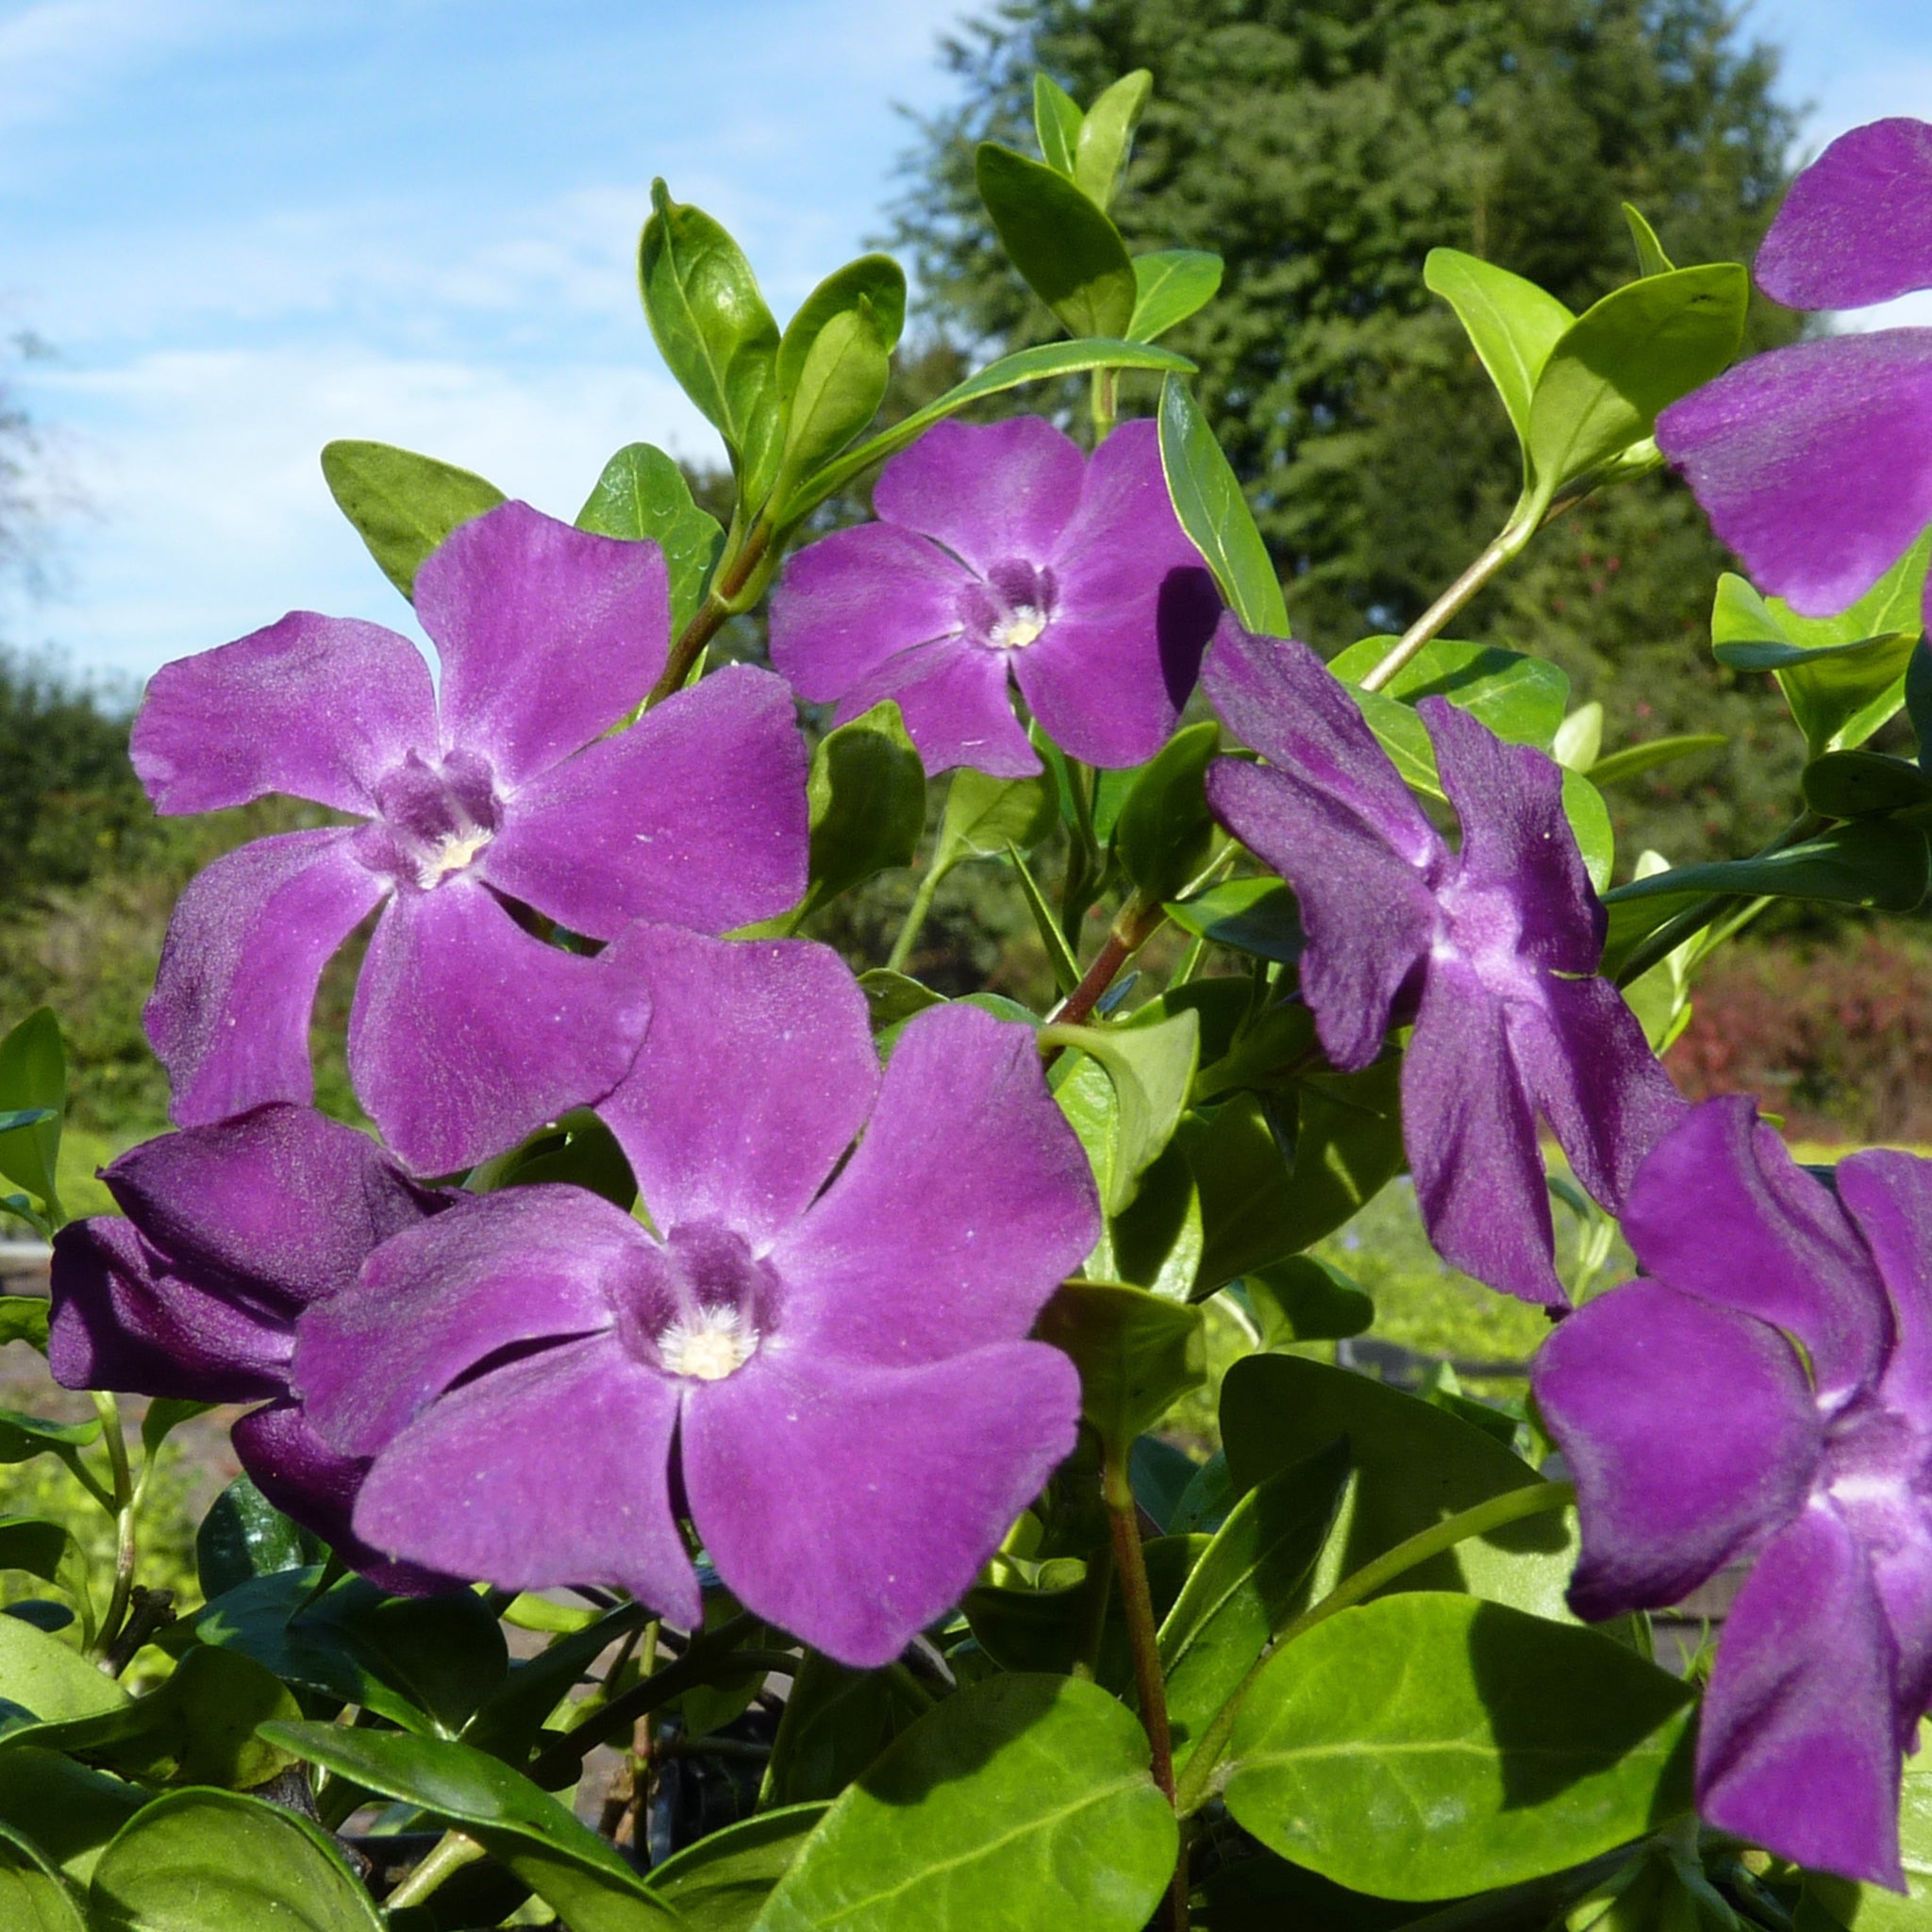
(134, 499), (810, 1175)
(768, 417), (1220, 777)
(1657, 117), (1932, 627)
(48, 1105), (457, 1593)
(1535, 1097), (1932, 1888)
(291, 926), (1100, 1667)
(1202, 618), (1685, 1305)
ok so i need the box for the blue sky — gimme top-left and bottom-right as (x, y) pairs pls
(1, 0), (1928, 689)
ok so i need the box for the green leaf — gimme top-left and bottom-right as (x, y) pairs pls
(1105, 1138), (1206, 1301)
(139, 1400), (209, 1460)
(1553, 701), (1604, 772)
(318, 440), (506, 601)
(473, 1108), (639, 1210)
(0, 1408), (99, 1467)
(794, 702), (925, 922)
(0, 1009), (64, 1222)
(1803, 1719), (1932, 1927)
(751, 1674), (1176, 1932)
(1221, 1355), (1580, 1620)
(1524, 264), (1748, 518)
(1622, 202), (1676, 276)
(640, 181), (783, 495)
(649, 1803), (829, 1930)
(89, 1787), (385, 1932)
(1035, 1279), (1207, 1453)
(463, 1599), (649, 1766)
(1241, 1257), (1374, 1346)
(1602, 823), (1930, 918)
(855, 969), (943, 1034)
(1164, 878), (1302, 963)
(0, 1517), (93, 1645)
(777, 256), (908, 402)
(930, 768), (1056, 879)
(1807, 749), (1932, 819)
(776, 290), (895, 484)
(0, 1601), (125, 1734)
(1129, 1436), (1200, 1531)
(1587, 732), (1726, 789)
(1158, 376), (1290, 637)
(1223, 1595), (1693, 1900)
(1008, 840), (1081, 996)
(1129, 249), (1224, 341)
(0, 1298), (49, 1354)
(0, 1747), (141, 1886)
(576, 441), (726, 636)
(1160, 1439), (1351, 1774)
(1074, 69), (1154, 210)
(264, 1718), (683, 1929)
(193, 1474), (325, 1610)
(975, 142), (1138, 338)
(1423, 248), (1575, 446)
(1112, 721), (1220, 904)
(761, 1653), (928, 1807)
(1563, 768), (1615, 894)
(0, 1821), (84, 1932)
(1043, 1010), (1200, 1216)
(1032, 73), (1083, 176)
(1908, 637), (1932, 758)
(1329, 635), (1570, 754)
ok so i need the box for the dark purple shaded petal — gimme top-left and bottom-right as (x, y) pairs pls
(352, 1336), (700, 1626)
(770, 1001), (1098, 1366)
(597, 927), (877, 1250)
(346, 880), (652, 1177)
(132, 613), (437, 817)
(1202, 622), (1442, 869)
(1048, 421), (1210, 608)
(1404, 957), (1564, 1306)
(1839, 1151), (1932, 1423)
(1534, 1279), (1821, 1617)
(1621, 1096), (1888, 1406)
(48, 1218), (291, 1403)
(682, 1341), (1079, 1667)
(416, 500), (670, 790)
(1656, 331), (1932, 619)
(482, 663), (808, 941)
(872, 417), (1084, 575)
(232, 1401), (458, 1598)
(1868, 1517), (1932, 1755)
(103, 1105), (449, 1309)
(1699, 1506), (1904, 1889)
(1507, 977), (1688, 1216)
(1423, 698), (1604, 974)
(1207, 758), (1438, 1072)
(768, 523), (970, 702)
(293, 1185), (625, 1458)
(147, 829), (389, 1127)
(1757, 118), (1932, 311)
(835, 636), (1039, 778)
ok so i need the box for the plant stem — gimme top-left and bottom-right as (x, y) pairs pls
(1091, 366), (1119, 444)
(89, 1392), (136, 1663)
(1044, 893), (1170, 1051)
(383, 1829), (487, 1909)
(1058, 759), (1104, 951)
(642, 514), (775, 709)
(1358, 525), (1527, 693)
(1172, 1479), (1576, 1817)
(886, 863), (944, 974)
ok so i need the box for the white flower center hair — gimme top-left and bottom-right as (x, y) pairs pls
(988, 605), (1046, 651)
(419, 824), (495, 889)
(658, 1303), (761, 1382)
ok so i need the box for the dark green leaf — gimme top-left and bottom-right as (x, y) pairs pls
(1587, 733), (1726, 789)
(930, 768), (1055, 879)
(576, 441), (726, 636)
(1129, 249), (1224, 341)
(1622, 202), (1675, 276)
(319, 441), (506, 601)
(1044, 1011), (1200, 1216)
(1601, 823), (1930, 917)
(1008, 840), (1080, 995)
(0, 1516), (93, 1645)
(0, 1408), (99, 1466)
(341, 1591), (508, 1740)
(194, 1475), (325, 1608)
(1223, 1595), (1694, 1899)
(854, 970), (943, 1034)
(975, 142), (1137, 337)
(476, 1109), (639, 1210)
(1035, 1279), (1206, 1453)
(139, 1400), (210, 1460)
(1032, 73), (1082, 176)
(89, 1787), (384, 1932)
(0, 1597), (124, 1733)
(1164, 878), (1302, 963)
(1241, 1257), (1374, 1345)
(0, 1299), (46, 1354)
(1129, 1435), (1200, 1531)
(1908, 638), (1932, 759)
(795, 702), (925, 921)
(648, 1803), (828, 1931)
(1158, 375), (1289, 636)
(1191, 1847), (1423, 1932)
(1170, 1451), (1237, 1537)
(1112, 721), (1220, 903)
(0, 1747), (142, 1887)
(1804, 750), (1932, 820)
(752, 1674), (1176, 1932)
(762, 1653), (928, 1807)
(1424, 248), (1574, 447)
(1073, 70), (1153, 210)
(464, 1599), (649, 1768)
(1105, 1138), (1205, 1301)
(0, 1821), (84, 1932)
(0, 1009), (64, 1221)
(1329, 635), (1570, 753)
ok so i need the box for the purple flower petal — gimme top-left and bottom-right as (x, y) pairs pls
(1048, 421), (1210, 609)
(596, 927), (878, 1250)
(682, 1341), (1079, 1667)
(131, 612), (438, 817)
(1656, 331), (1932, 619)
(1757, 118), (1932, 312)
(415, 500), (671, 790)
(48, 1218), (292, 1403)
(770, 1002), (1098, 1366)
(482, 663), (808, 941)
(836, 634), (1041, 778)
(1533, 1279), (1822, 1618)
(1699, 1505), (1904, 1889)
(346, 879), (651, 1176)
(1621, 1096), (1888, 1406)
(1404, 957), (1564, 1305)
(350, 1335), (701, 1626)
(293, 1186), (623, 1458)
(1839, 1151), (1932, 1423)
(873, 417), (1085, 576)
(1203, 622), (1442, 870)
(768, 522), (970, 702)
(1207, 758), (1438, 1071)
(146, 828), (388, 1127)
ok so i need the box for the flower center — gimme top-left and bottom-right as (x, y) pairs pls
(611, 1223), (776, 1383)
(370, 749), (503, 891)
(657, 1304), (761, 1381)
(959, 558), (1058, 654)
(989, 605), (1047, 652)
(1437, 877), (1538, 999)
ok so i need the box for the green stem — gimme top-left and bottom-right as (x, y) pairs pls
(89, 1393), (136, 1662)
(1359, 525), (1528, 693)
(383, 1829), (487, 1909)
(1041, 892), (1171, 1070)
(642, 513), (775, 709)
(1172, 1479), (1576, 1816)
(1091, 366), (1119, 444)
(886, 863), (944, 974)
(1058, 760), (1103, 952)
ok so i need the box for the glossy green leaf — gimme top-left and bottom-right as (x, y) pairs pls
(264, 1718), (683, 1928)
(139, 1399), (210, 1460)
(1602, 822), (1930, 918)
(793, 702), (925, 922)
(1803, 1720), (1932, 1927)
(0, 1610), (126, 1733)
(1805, 749), (1932, 819)
(1158, 375), (1290, 636)
(777, 256), (907, 401)
(1073, 70), (1153, 210)
(1129, 249), (1224, 341)
(855, 969), (942, 1034)
(1221, 1355), (1579, 1619)
(1160, 1440), (1352, 1773)
(0, 1009), (64, 1221)
(649, 1803), (828, 1930)
(1224, 1594), (1694, 1899)
(1588, 732), (1726, 789)
(1129, 1435), (1200, 1530)
(1424, 248), (1575, 446)
(1036, 1279), (1206, 1453)
(1164, 878), (1302, 963)
(1330, 635), (1570, 754)
(0, 1517), (93, 1645)
(1524, 264), (1747, 517)
(1105, 1138), (1205, 1301)
(89, 1787), (384, 1932)
(1032, 72), (1083, 176)
(1622, 202), (1675, 276)
(761, 1653), (927, 1807)
(318, 440), (505, 601)
(0, 1298), (48, 1354)
(477, 1108), (639, 1208)
(930, 768), (1056, 880)
(776, 295), (894, 484)
(1171, 1452), (1238, 1537)
(1043, 1010), (1200, 1216)
(1563, 767), (1616, 894)
(752, 1674), (1176, 1932)
(1112, 721), (1220, 903)
(1241, 1256), (1374, 1346)
(0, 1822), (84, 1932)
(576, 441), (726, 636)
(0, 1747), (141, 1886)
(641, 180), (782, 494)
(975, 142), (1137, 338)
(0, 1408), (99, 1467)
